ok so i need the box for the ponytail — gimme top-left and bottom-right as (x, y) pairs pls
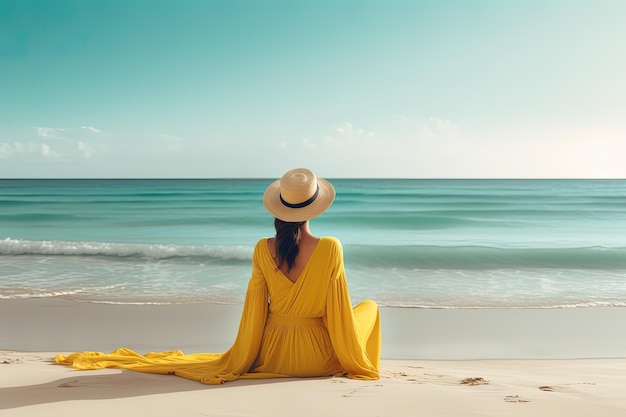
(273, 218), (304, 272)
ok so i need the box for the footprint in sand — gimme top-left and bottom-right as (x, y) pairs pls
(341, 384), (383, 397)
(330, 379), (347, 384)
(504, 395), (531, 403)
(539, 385), (561, 392)
(459, 377), (490, 386)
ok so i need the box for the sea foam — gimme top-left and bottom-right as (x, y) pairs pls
(0, 238), (253, 261)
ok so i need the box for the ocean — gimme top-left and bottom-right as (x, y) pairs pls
(1, 178), (626, 309)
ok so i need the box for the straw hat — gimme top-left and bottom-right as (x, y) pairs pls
(263, 168), (335, 222)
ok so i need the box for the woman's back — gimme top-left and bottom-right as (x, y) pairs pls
(257, 236), (338, 317)
(250, 236), (342, 376)
(267, 234), (320, 284)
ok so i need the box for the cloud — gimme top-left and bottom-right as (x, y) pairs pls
(38, 126), (103, 140)
(272, 116), (464, 177)
(312, 122), (377, 151)
(415, 117), (458, 144)
(37, 127), (69, 140)
(3, 126), (187, 171)
(0, 143), (13, 159)
(428, 117), (456, 129)
(78, 141), (95, 158)
(81, 126), (102, 134)
(14, 142), (40, 153)
(31, 125), (105, 159)
(41, 144), (58, 157)
(36, 127), (55, 138)
(335, 122), (352, 135)
(0, 141), (52, 158)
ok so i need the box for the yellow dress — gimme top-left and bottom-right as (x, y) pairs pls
(55, 236), (380, 384)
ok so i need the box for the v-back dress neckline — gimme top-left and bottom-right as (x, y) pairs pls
(265, 236), (324, 284)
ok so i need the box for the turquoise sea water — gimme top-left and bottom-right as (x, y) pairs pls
(2, 179), (626, 308)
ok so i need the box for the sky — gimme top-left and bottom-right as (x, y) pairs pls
(1, 0), (625, 178)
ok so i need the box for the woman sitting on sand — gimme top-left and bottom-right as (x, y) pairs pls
(56, 168), (380, 384)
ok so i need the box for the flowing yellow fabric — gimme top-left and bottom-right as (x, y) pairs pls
(55, 236), (380, 384)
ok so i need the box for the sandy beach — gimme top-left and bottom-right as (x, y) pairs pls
(2, 299), (626, 416)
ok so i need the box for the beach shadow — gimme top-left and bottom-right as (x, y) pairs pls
(1, 361), (307, 410)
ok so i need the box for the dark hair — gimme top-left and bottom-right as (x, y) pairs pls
(274, 218), (305, 272)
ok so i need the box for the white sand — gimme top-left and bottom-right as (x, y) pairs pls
(2, 299), (626, 416)
(2, 352), (626, 416)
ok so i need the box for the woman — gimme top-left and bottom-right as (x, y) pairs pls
(55, 168), (380, 384)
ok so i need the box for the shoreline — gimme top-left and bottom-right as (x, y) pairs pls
(2, 298), (626, 360)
